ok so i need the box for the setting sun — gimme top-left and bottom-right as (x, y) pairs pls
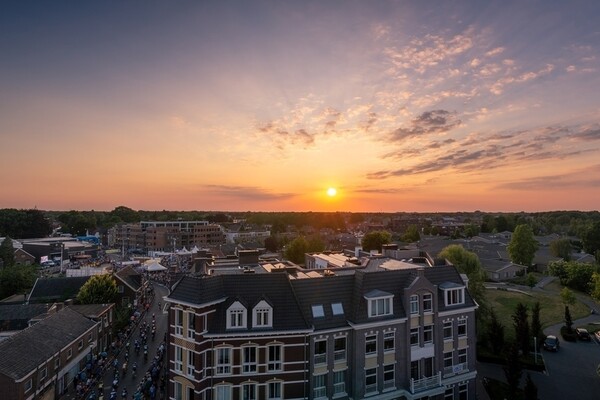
(327, 187), (337, 197)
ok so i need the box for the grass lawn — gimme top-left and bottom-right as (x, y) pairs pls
(485, 288), (589, 339)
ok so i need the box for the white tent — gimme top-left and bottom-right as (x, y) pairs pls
(146, 261), (167, 272)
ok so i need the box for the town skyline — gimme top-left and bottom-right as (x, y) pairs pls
(1, 1), (600, 212)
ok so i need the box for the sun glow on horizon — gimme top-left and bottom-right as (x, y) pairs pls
(327, 187), (337, 197)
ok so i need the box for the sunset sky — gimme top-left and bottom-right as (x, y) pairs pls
(1, 1), (599, 212)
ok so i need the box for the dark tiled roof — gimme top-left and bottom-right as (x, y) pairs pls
(0, 307), (97, 380)
(69, 304), (113, 318)
(0, 304), (50, 332)
(423, 266), (477, 312)
(115, 265), (142, 291)
(28, 276), (91, 303)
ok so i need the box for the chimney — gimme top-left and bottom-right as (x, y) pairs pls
(355, 246), (362, 258)
(238, 249), (259, 265)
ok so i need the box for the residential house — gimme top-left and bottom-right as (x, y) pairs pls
(27, 277), (91, 304)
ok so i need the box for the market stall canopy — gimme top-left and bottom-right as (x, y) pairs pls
(145, 261), (167, 272)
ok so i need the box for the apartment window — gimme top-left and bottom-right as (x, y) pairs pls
(384, 331), (395, 352)
(77, 339), (83, 350)
(445, 387), (454, 400)
(458, 318), (467, 336)
(88, 333), (93, 343)
(410, 295), (419, 314)
(67, 349), (72, 359)
(267, 344), (282, 371)
(253, 300), (273, 328)
(383, 364), (395, 389)
(445, 288), (465, 306)
(174, 381), (183, 400)
(458, 348), (467, 365)
(215, 347), (232, 375)
(215, 385), (232, 400)
(334, 370), (346, 395)
(314, 373), (327, 398)
(423, 325), (434, 344)
(314, 340), (327, 365)
(367, 294), (393, 317)
(410, 328), (419, 346)
(459, 383), (468, 400)
(365, 334), (377, 355)
(187, 312), (195, 338)
(365, 367), (377, 394)
(443, 321), (453, 340)
(424, 357), (434, 377)
(174, 346), (183, 372)
(187, 350), (194, 376)
(25, 379), (32, 393)
(444, 351), (453, 368)
(332, 302), (344, 316)
(39, 367), (47, 381)
(423, 293), (433, 312)
(410, 360), (420, 380)
(187, 386), (194, 400)
(268, 381), (282, 400)
(226, 302), (246, 329)
(334, 337), (346, 361)
(175, 308), (184, 335)
(242, 346), (257, 373)
(241, 383), (257, 400)
(312, 304), (325, 318)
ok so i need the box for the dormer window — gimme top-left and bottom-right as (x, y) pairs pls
(252, 300), (273, 328)
(226, 301), (247, 329)
(364, 290), (394, 318)
(440, 282), (465, 306)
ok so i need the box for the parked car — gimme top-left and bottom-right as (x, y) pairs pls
(595, 330), (600, 342)
(543, 335), (560, 351)
(576, 328), (591, 341)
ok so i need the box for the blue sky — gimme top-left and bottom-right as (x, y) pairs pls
(1, 1), (599, 211)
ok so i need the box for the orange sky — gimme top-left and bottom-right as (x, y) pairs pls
(1, 1), (599, 212)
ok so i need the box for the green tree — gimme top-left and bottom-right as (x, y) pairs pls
(530, 302), (542, 349)
(361, 230), (392, 252)
(513, 302), (530, 355)
(0, 237), (15, 267)
(487, 308), (505, 354)
(550, 238), (572, 261)
(590, 272), (600, 302)
(401, 225), (421, 243)
(264, 236), (279, 252)
(0, 209), (51, 239)
(0, 264), (37, 299)
(508, 224), (539, 267)
(564, 305), (573, 332)
(524, 373), (539, 400)
(526, 273), (537, 289)
(284, 236), (309, 264)
(560, 287), (576, 305)
(582, 221), (600, 256)
(547, 260), (569, 285)
(76, 274), (118, 304)
(504, 342), (522, 400)
(438, 245), (487, 312)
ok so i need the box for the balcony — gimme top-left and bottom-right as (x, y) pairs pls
(410, 372), (442, 393)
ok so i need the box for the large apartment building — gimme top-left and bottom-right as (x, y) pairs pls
(164, 252), (478, 400)
(109, 221), (225, 253)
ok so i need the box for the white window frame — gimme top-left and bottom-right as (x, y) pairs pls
(365, 367), (377, 394)
(458, 318), (467, 337)
(444, 351), (453, 368)
(187, 311), (195, 339)
(445, 386), (454, 400)
(314, 373), (327, 399)
(443, 321), (453, 340)
(423, 325), (434, 344)
(410, 327), (419, 346)
(187, 349), (194, 377)
(445, 287), (465, 306)
(334, 369), (346, 395)
(368, 296), (393, 317)
(242, 346), (257, 373)
(314, 339), (327, 365)
(54, 358), (60, 370)
(267, 343), (283, 371)
(174, 381), (183, 400)
(215, 384), (232, 400)
(226, 301), (247, 329)
(423, 293), (433, 312)
(459, 382), (468, 400)
(410, 295), (419, 314)
(174, 345), (183, 372)
(384, 331), (395, 353)
(267, 380), (283, 400)
(334, 336), (346, 362)
(241, 383), (257, 400)
(312, 304), (325, 318)
(383, 364), (395, 389)
(25, 378), (32, 393)
(458, 348), (467, 364)
(39, 367), (47, 381)
(67, 348), (72, 359)
(215, 347), (232, 375)
(252, 300), (273, 328)
(174, 308), (184, 336)
(332, 302), (344, 315)
(365, 334), (377, 355)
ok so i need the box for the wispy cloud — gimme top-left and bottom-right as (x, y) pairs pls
(495, 164), (600, 190)
(387, 110), (461, 142)
(201, 185), (296, 200)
